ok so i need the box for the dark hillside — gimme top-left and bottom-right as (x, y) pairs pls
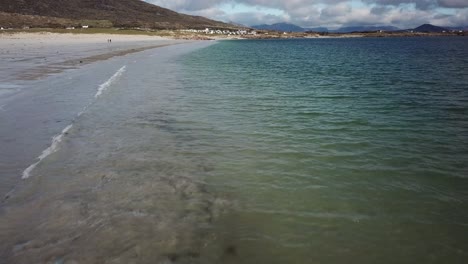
(0, 0), (235, 29)
(413, 24), (448, 33)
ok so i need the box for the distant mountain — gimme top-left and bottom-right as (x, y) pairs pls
(251, 23), (404, 33)
(251, 22), (465, 34)
(252, 23), (305, 32)
(413, 24), (448, 33)
(334, 26), (400, 33)
(229, 21), (248, 28)
(0, 0), (235, 29)
(444, 26), (467, 31)
(305, 27), (329, 32)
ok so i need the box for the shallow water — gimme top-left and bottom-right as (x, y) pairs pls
(177, 37), (468, 263)
(1, 38), (468, 263)
(1, 42), (220, 263)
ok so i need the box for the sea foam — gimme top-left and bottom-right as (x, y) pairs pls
(22, 125), (73, 179)
(95, 66), (126, 98)
(22, 65), (127, 179)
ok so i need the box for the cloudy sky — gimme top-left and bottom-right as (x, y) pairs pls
(145, 0), (468, 29)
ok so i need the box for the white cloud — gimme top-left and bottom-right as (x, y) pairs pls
(145, 0), (468, 28)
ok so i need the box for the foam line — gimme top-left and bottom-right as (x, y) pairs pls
(95, 66), (126, 98)
(22, 65), (127, 179)
(22, 125), (73, 179)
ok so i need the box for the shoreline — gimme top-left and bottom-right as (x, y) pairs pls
(0, 32), (193, 82)
(0, 39), (214, 198)
(0, 41), (222, 263)
(2, 29), (466, 42)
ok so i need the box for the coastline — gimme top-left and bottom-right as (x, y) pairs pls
(0, 40), (221, 263)
(0, 32), (193, 82)
(0, 37), (214, 198)
(1, 31), (467, 263)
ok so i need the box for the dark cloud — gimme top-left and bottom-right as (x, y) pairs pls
(226, 12), (289, 26)
(438, 0), (468, 8)
(371, 6), (393, 15)
(362, 0), (437, 10)
(363, 0), (468, 9)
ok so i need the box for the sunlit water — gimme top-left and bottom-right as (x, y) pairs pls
(1, 38), (468, 263)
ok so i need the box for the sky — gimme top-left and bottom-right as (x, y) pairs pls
(144, 0), (468, 29)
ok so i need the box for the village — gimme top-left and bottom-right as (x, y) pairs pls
(181, 28), (257, 36)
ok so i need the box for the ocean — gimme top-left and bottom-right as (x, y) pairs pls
(1, 37), (467, 263)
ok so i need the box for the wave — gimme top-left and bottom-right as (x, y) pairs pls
(22, 65), (127, 179)
(22, 124), (73, 179)
(95, 66), (126, 98)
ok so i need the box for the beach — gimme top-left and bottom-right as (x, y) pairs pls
(0, 32), (188, 83)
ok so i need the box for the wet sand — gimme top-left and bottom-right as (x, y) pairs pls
(0, 32), (187, 83)
(0, 33), (225, 263)
(0, 33), (193, 197)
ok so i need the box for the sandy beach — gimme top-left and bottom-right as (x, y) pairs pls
(0, 31), (171, 44)
(0, 32), (187, 84)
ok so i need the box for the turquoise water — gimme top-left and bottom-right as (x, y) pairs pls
(176, 38), (468, 263)
(2, 38), (467, 263)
